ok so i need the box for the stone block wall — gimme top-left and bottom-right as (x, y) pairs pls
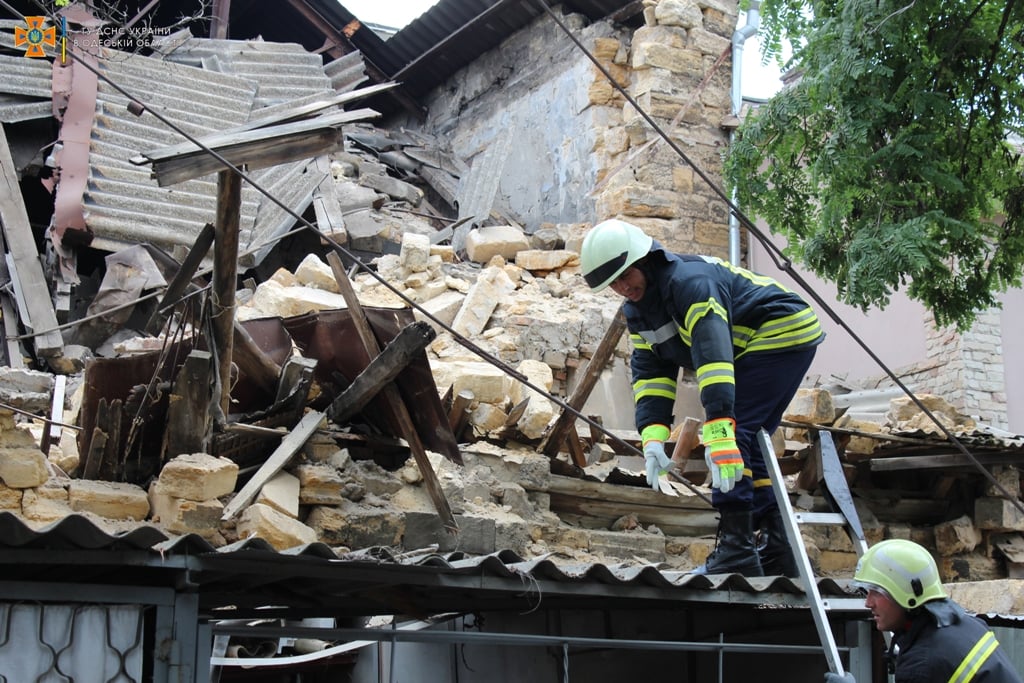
(394, 0), (740, 259)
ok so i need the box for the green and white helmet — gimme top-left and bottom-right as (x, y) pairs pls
(580, 219), (653, 291)
(853, 539), (947, 609)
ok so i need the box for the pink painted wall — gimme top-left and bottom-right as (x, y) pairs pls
(748, 235), (1024, 433)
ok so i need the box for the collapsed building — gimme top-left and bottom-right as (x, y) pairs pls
(0, 0), (1022, 681)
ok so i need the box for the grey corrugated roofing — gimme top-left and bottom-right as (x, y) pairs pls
(0, 44), (54, 123)
(155, 35), (334, 109)
(0, 511), (864, 622)
(71, 44), (331, 265)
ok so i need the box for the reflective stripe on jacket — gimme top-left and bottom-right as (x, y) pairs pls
(890, 600), (1023, 683)
(625, 244), (824, 433)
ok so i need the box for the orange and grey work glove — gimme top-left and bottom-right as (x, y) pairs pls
(640, 424), (672, 490)
(702, 418), (744, 494)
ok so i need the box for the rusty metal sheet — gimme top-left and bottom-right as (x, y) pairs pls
(282, 307), (461, 464)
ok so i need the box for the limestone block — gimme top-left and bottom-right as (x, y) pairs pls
(156, 453), (239, 502)
(269, 267), (299, 287)
(414, 290), (465, 333)
(431, 244), (455, 263)
(504, 359), (552, 405)
(409, 278), (448, 303)
(399, 232), (431, 273)
(303, 434), (345, 463)
(451, 513), (497, 554)
(53, 429), (80, 475)
(450, 265), (516, 337)
(21, 487), (71, 524)
(243, 279), (349, 320)
(0, 483), (22, 509)
(818, 550), (858, 575)
(935, 515), (982, 555)
(0, 446), (48, 488)
(833, 413), (885, 455)
(237, 503), (318, 551)
(347, 460), (403, 497)
(0, 369), (53, 412)
(985, 466), (1021, 499)
(887, 394), (975, 434)
(464, 226), (530, 264)
(654, 0), (703, 28)
(294, 254), (339, 292)
(975, 497), (1024, 531)
(68, 480), (149, 521)
(784, 388), (836, 424)
(255, 470), (300, 519)
(0, 419), (38, 449)
(495, 518), (531, 555)
(945, 580), (1024, 615)
(335, 179), (383, 213)
(431, 360), (507, 404)
(305, 500), (405, 548)
(939, 552), (1006, 582)
(494, 482), (533, 518)
(294, 463), (346, 506)
(470, 403), (508, 434)
(513, 250), (579, 273)
(148, 482), (224, 536)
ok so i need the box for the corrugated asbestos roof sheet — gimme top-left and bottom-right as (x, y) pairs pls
(0, 52), (53, 123)
(0, 511), (862, 621)
(68, 41), (334, 265)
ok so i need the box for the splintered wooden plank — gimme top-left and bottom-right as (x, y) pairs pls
(326, 251), (457, 533)
(327, 319), (437, 424)
(0, 130), (63, 361)
(541, 305), (626, 457)
(221, 410), (327, 521)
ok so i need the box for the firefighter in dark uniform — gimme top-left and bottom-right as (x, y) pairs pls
(836, 538), (1023, 683)
(579, 219), (824, 576)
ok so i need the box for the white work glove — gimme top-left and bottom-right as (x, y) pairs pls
(643, 440), (672, 490)
(824, 673), (855, 683)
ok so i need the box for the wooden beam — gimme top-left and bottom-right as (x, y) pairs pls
(327, 319), (437, 424)
(326, 251), (457, 533)
(221, 410), (326, 520)
(212, 170), (241, 419)
(145, 222), (214, 335)
(540, 305), (626, 457)
(162, 350), (213, 460)
(0, 128), (63, 364)
(133, 110), (379, 186)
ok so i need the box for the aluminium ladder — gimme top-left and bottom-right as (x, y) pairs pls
(757, 428), (870, 677)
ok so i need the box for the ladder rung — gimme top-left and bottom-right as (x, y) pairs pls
(794, 512), (848, 526)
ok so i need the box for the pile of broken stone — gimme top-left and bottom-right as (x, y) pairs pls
(2, 220), (1020, 592)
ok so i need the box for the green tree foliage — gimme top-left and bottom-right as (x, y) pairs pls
(724, 0), (1024, 329)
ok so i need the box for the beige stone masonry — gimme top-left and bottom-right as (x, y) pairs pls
(156, 453), (239, 502)
(0, 444), (49, 489)
(68, 479), (149, 521)
(513, 250), (579, 273)
(464, 226), (530, 264)
(238, 503), (318, 551)
(256, 470), (301, 519)
(934, 515), (982, 555)
(148, 483), (224, 537)
(295, 254), (340, 292)
(22, 486), (72, 525)
(294, 463), (346, 506)
(784, 387), (836, 424)
(450, 264), (516, 337)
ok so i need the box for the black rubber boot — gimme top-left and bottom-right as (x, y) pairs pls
(756, 508), (799, 578)
(690, 509), (764, 577)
